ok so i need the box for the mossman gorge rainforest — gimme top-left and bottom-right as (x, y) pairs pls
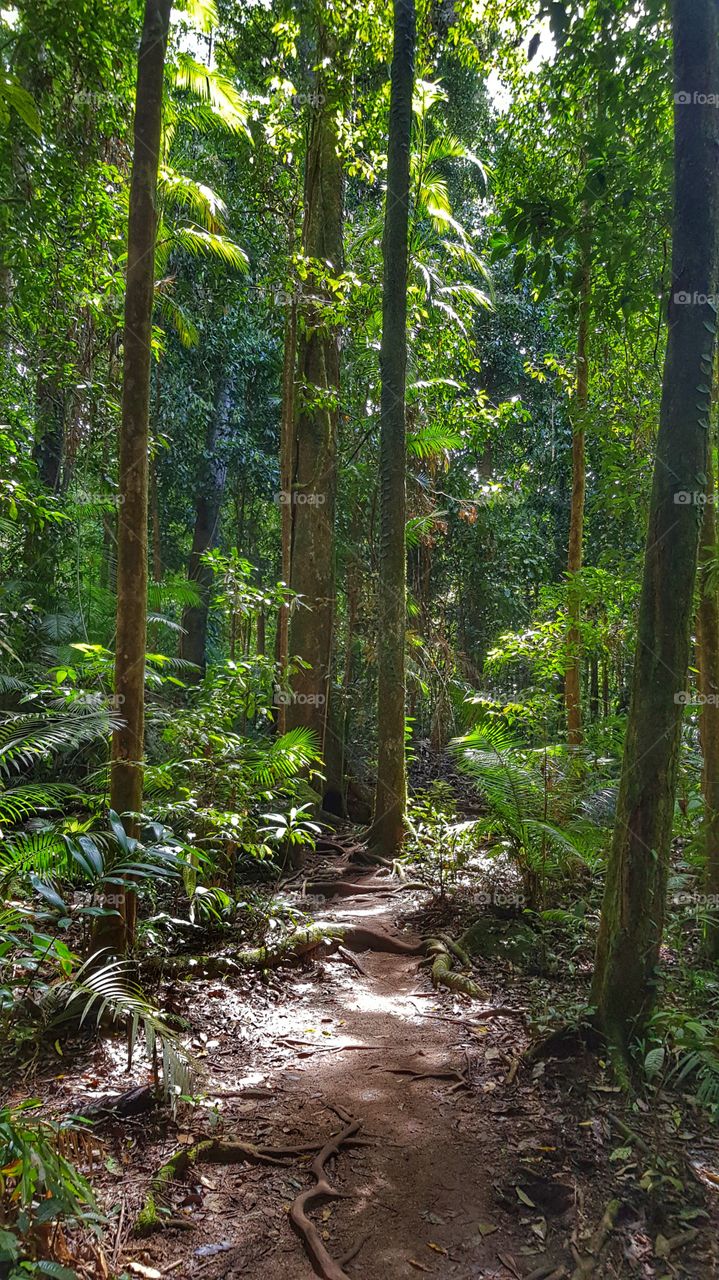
(3, 0), (719, 1276)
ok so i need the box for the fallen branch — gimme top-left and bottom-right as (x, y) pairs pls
(289, 1119), (362, 1280)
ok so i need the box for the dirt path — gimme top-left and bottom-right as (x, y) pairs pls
(120, 886), (541, 1278)
(112, 878), (719, 1280)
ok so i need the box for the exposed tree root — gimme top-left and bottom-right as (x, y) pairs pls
(377, 1064), (469, 1090)
(303, 877), (426, 899)
(303, 878), (396, 899)
(569, 1198), (620, 1278)
(141, 921), (491, 1005)
(136, 1134), (341, 1235)
(335, 944), (370, 976)
(289, 1119), (362, 1280)
(425, 938), (489, 999)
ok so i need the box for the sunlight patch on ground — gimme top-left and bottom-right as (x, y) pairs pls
(345, 987), (428, 1021)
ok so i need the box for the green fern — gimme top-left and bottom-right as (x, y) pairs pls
(451, 721), (604, 901)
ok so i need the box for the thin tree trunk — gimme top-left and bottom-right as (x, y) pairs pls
(697, 428), (719, 962)
(565, 209), (591, 747)
(285, 33), (344, 771)
(592, 0), (719, 1049)
(276, 298), (297, 736)
(369, 0), (415, 855)
(94, 0), (172, 957)
(180, 377), (232, 672)
(589, 652), (599, 722)
(33, 373), (65, 492)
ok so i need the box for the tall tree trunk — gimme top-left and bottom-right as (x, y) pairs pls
(276, 298), (298, 736)
(150, 456), (163, 583)
(589, 652), (600, 722)
(94, 0), (172, 957)
(369, 0), (415, 855)
(180, 377), (232, 672)
(33, 373), (65, 493)
(285, 33), (344, 776)
(697, 430), (719, 962)
(591, 0), (719, 1049)
(565, 210), (591, 748)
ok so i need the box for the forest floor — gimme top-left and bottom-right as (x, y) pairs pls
(9, 849), (719, 1280)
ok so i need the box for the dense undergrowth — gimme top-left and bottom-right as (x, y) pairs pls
(2, 598), (719, 1274)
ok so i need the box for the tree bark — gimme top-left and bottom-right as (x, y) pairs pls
(697, 428), (719, 962)
(95, 0), (172, 957)
(565, 210), (591, 748)
(180, 377), (232, 672)
(591, 0), (719, 1049)
(285, 29), (344, 772)
(368, 0), (415, 855)
(276, 298), (298, 736)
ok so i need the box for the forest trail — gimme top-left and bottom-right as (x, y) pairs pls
(113, 864), (638, 1280)
(122, 872), (544, 1280)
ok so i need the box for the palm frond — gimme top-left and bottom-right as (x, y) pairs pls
(63, 959), (194, 1106)
(155, 291), (200, 348)
(171, 225), (248, 269)
(158, 167), (228, 231)
(246, 727), (320, 787)
(407, 422), (463, 458)
(0, 709), (115, 776)
(171, 54), (251, 138)
(0, 783), (84, 826)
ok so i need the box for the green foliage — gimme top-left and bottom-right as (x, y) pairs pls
(0, 1101), (100, 1276)
(451, 719), (609, 904)
(643, 1002), (719, 1119)
(405, 784), (477, 898)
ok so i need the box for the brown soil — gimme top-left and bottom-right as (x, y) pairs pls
(12, 867), (719, 1279)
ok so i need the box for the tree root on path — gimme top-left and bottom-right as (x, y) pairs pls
(289, 1119), (363, 1280)
(136, 1135), (331, 1235)
(524, 1198), (622, 1280)
(569, 1198), (621, 1278)
(425, 938), (489, 999)
(141, 920), (490, 1002)
(303, 877), (426, 899)
(375, 1064), (469, 1091)
(140, 922), (424, 980)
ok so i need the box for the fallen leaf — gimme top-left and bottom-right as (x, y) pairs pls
(128, 1264), (162, 1279)
(427, 1242), (448, 1255)
(408, 1261), (432, 1273)
(477, 1222), (497, 1237)
(516, 1187), (536, 1208)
